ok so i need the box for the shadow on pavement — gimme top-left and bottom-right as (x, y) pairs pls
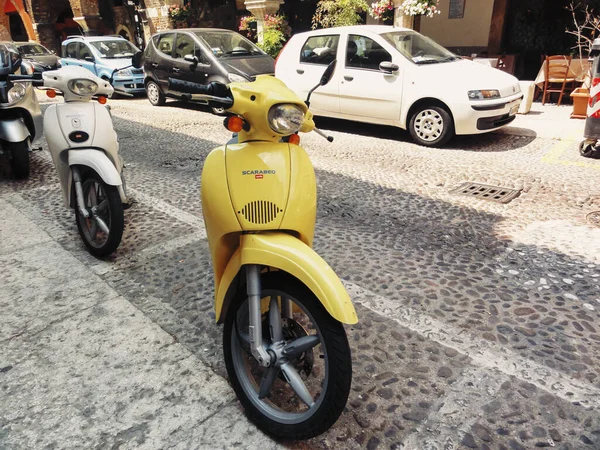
(312, 115), (537, 152)
(2, 111), (598, 450)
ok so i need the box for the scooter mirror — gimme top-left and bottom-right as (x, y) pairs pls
(131, 51), (143, 69)
(319, 59), (337, 86)
(306, 59), (337, 107)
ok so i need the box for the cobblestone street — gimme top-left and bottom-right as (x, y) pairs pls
(2, 94), (600, 450)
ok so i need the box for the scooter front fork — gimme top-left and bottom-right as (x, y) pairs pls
(246, 264), (272, 367)
(72, 167), (89, 219)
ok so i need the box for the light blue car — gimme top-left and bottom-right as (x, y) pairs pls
(60, 35), (145, 95)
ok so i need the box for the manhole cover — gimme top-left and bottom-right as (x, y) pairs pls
(450, 182), (522, 204)
(586, 211), (600, 227)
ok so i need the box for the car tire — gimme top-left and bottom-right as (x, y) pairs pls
(409, 105), (454, 147)
(146, 80), (165, 106)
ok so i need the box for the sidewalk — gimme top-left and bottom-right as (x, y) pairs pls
(0, 198), (281, 449)
(499, 101), (586, 140)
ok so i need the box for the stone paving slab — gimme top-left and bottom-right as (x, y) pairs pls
(0, 199), (51, 255)
(0, 208), (118, 341)
(0, 296), (276, 449)
(0, 198), (282, 449)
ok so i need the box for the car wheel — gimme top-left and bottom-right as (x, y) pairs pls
(146, 80), (165, 106)
(409, 105), (454, 147)
(211, 106), (226, 116)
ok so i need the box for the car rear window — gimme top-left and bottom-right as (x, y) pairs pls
(300, 35), (339, 65)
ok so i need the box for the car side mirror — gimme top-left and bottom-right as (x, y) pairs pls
(184, 54), (199, 65)
(84, 56), (94, 62)
(131, 51), (143, 69)
(379, 61), (399, 74)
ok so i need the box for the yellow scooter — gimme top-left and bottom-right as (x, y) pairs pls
(167, 61), (357, 439)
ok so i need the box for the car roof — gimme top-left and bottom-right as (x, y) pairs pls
(294, 25), (411, 36)
(64, 35), (126, 42)
(153, 28), (238, 35)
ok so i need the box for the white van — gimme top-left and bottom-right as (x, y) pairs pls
(275, 25), (523, 147)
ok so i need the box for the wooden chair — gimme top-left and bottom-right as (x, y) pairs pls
(542, 55), (576, 106)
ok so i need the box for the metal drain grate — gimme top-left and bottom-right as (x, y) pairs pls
(450, 182), (522, 204)
(586, 211), (600, 227)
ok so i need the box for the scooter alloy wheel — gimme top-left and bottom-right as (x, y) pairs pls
(7, 139), (30, 179)
(223, 272), (352, 440)
(74, 171), (124, 257)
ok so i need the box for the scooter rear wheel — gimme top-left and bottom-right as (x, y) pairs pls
(223, 271), (352, 440)
(7, 139), (30, 179)
(74, 170), (124, 257)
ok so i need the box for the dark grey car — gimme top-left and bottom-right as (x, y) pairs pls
(142, 28), (274, 111)
(15, 42), (60, 73)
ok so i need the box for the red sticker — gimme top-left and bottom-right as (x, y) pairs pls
(255, 174), (264, 179)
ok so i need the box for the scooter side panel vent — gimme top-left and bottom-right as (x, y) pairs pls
(238, 201), (282, 224)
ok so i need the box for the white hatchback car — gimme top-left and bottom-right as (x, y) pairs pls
(275, 25), (523, 147)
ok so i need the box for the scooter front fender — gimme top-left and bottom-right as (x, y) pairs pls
(0, 118), (30, 143)
(216, 232), (358, 325)
(69, 149), (126, 203)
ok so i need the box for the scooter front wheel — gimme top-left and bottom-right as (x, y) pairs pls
(223, 271), (352, 440)
(74, 171), (124, 257)
(7, 139), (30, 179)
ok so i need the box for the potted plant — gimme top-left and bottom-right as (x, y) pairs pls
(168, 4), (190, 28)
(398, 0), (441, 18)
(369, 0), (395, 25)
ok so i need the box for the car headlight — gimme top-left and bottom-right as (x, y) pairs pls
(228, 73), (248, 83)
(117, 68), (132, 77)
(5, 82), (27, 105)
(268, 104), (305, 135)
(68, 79), (98, 96)
(468, 89), (500, 100)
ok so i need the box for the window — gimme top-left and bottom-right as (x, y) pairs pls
(380, 30), (456, 64)
(194, 30), (263, 58)
(18, 44), (50, 56)
(156, 33), (175, 57)
(65, 42), (78, 59)
(300, 35), (339, 65)
(89, 40), (137, 58)
(79, 44), (93, 61)
(346, 35), (391, 71)
(174, 33), (196, 59)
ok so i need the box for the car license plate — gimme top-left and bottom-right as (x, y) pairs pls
(509, 104), (519, 116)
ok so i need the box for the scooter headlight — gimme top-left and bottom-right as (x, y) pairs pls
(267, 104), (305, 135)
(5, 82), (27, 105)
(68, 78), (98, 96)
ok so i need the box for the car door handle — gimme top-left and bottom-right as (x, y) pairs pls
(296, 69), (304, 74)
(172, 68), (180, 73)
(344, 76), (354, 81)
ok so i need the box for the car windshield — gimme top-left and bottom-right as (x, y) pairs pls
(193, 31), (265, 58)
(18, 43), (51, 56)
(90, 40), (138, 59)
(380, 30), (458, 65)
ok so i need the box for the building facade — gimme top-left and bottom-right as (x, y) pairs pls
(0, 0), (590, 80)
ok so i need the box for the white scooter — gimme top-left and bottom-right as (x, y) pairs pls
(42, 59), (136, 257)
